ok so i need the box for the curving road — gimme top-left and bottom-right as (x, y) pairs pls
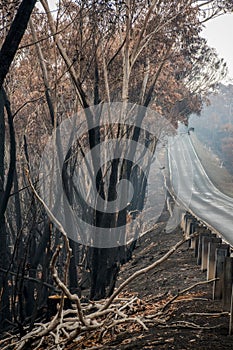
(168, 134), (233, 246)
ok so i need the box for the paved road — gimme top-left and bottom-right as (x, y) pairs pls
(168, 134), (233, 246)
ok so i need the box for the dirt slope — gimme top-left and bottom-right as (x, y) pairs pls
(100, 213), (233, 349)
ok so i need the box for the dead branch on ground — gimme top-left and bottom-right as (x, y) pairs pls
(0, 172), (200, 349)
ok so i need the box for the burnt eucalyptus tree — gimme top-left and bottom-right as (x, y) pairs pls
(38, 0), (231, 300)
(0, 0), (37, 329)
(1, 0), (231, 311)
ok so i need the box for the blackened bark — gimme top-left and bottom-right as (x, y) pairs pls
(90, 248), (109, 300)
(0, 216), (10, 328)
(13, 169), (22, 238)
(69, 239), (80, 296)
(0, 0), (37, 89)
(0, 89), (16, 218)
(0, 90), (5, 189)
(0, 89), (10, 328)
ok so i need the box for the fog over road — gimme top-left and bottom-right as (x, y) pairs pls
(168, 134), (233, 246)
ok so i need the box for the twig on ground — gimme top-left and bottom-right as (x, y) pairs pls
(166, 321), (224, 330)
(184, 312), (229, 317)
(101, 235), (191, 311)
(1, 172), (204, 349)
(162, 278), (218, 312)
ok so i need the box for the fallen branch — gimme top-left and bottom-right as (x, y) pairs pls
(101, 235), (190, 311)
(162, 278), (218, 312)
(1, 172), (201, 349)
(165, 321), (224, 330)
(184, 312), (229, 317)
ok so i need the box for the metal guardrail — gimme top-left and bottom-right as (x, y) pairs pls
(166, 135), (233, 249)
(179, 211), (233, 335)
(165, 138), (233, 335)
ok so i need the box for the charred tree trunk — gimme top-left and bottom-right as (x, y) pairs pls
(0, 89), (10, 328)
(0, 0), (37, 89)
(69, 239), (80, 296)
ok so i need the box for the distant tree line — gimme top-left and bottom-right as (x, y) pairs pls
(189, 83), (233, 173)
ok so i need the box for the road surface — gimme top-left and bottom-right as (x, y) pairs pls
(168, 134), (233, 246)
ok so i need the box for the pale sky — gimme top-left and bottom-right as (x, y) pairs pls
(201, 13), (233, 83)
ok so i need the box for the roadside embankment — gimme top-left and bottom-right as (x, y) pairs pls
(191, 134), (233, 198)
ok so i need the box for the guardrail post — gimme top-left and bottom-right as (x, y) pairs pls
(223, 257), (233, 310)
(185, 218), (196, 236)
(183, 212), (191, 232)
(207, 239), (222, 280)
(190, 234), (197, 250)
(197, 231), (212, 265)
(192, 227), (202, 255)
(229, 284), (233, 335)
(213, 245), (230, 300)
(185, 213), (190, 231)
(201, 235), (217, 272)
(180, 212), (187, 232)
(183, 213), (189, 233)
(194, 228), (203, 258)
